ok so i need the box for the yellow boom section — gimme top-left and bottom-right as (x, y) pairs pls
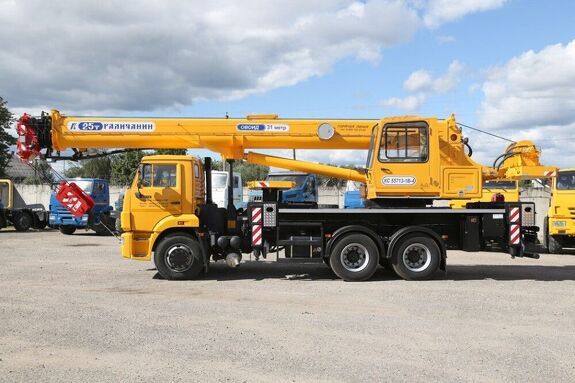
(49, 110), (375, 158)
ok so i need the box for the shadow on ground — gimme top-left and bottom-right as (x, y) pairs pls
(151, 261), (575, 282)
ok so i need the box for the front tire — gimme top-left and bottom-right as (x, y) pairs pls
(13, 212), (32, 232)
(391, 234), (440, 280)
(329, 233), (379, 281)
(154, 234), (204, 280)
(60, 225), (77, 235)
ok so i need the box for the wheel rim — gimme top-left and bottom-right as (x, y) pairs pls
(340, 243), (370, 272)
(402, 243), (431, 272)
(165, 244), (195, 272)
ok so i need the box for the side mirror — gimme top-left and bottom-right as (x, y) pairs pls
(136, 165), (143, 189)
(135, 165), (145, 199)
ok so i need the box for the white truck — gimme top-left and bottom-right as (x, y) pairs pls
(211, 171), (243, 209)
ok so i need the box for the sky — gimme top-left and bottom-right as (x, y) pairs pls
(1, 0), (575, 168)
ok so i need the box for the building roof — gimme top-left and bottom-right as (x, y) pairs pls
(5, 154), (37, 182)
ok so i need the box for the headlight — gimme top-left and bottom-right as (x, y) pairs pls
(553, 221), (567, 227)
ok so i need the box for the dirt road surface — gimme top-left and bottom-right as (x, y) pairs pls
(0, 230), (574, 382)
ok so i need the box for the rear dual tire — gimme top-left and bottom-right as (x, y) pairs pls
(390, 234), (440, 281)
(13, 212), (32, 232)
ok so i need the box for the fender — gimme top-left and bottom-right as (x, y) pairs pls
(325, 225), (385, 259)
(387, 226), (447, 270)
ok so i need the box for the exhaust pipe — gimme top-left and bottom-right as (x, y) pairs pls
(225, 252), (241, 267)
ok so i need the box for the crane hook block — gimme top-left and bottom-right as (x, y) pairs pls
(55, 181), (95, 218)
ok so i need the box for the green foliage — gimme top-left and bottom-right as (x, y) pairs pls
(154, 149), (187, 155)
(0, 97), (16, 178)
(111, 151), (146, 186)
(65, 156), (112, 180)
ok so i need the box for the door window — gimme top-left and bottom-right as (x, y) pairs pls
(140, 164), (177, 187)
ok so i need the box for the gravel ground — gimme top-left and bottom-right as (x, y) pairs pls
(0, 229), (574, 382)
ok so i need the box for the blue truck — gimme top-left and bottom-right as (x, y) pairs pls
(343, 180), (366, 208)
(249, 171), (318, 205)
(49, 178), (115, 235)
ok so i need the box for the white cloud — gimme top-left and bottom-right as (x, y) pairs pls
(477, 40), (575, 167)
(424, 0), (507, 28)
(0, 0), (421, 112)
(383, 60), (463, 111)
(382, 95), (426, 111)
(0, 1), (507, 114)
(403, 61), (463, 93)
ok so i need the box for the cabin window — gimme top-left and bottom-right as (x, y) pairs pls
(379, 122), (428, 162)
(153, 165), (177, 187)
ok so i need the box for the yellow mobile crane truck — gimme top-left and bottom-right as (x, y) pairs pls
(544, 169), (575, 253)
(16, 110), (555, 281)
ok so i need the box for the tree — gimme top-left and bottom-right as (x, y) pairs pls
(65, 156), (112, 180)
(155, 149), (187, 155)
(111, 151), (146, 186)
(0, 97), (16, 177)
(232, 161), (268, 184)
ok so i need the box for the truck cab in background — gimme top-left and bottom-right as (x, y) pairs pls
(211, 171), (243, 209)
(250, 171), (318, 205)
(545, 169), (575, 253)
(0, 179), (48, 231)
(344, 181), (365, 209)
(49, 178), (114, 235)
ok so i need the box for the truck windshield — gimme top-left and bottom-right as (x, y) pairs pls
(71, 180), (94, 193)
(557, 171), (575, 190)
(267, 174), (306, 187)
(483, 180), (516, 190)
(212, 173), (228, 188)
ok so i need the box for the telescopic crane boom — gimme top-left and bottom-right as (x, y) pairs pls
(16, 110), (555, 200)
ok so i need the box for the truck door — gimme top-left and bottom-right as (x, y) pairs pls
(130, 163), (182, 232)
(92, 181), (110, 210)
(372, 121), (437, 197)
(0, 180), (12, 209)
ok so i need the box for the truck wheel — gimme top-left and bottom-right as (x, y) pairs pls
(548, 235), (563, 254)
(544, 218), (563, 254)
(329, 233), (379, 281)
(60, 225), (77, 235)
(35, 219), (48, 230)
(391, 234), (440, 281)
(154, 234), (204, 280)
(13, 212), (32, 232)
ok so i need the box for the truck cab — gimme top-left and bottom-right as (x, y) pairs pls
(49, 178), (113, 235)
(545, 169), (575, 253)
(250, 172), (317, 205)
(344, 181), (366, 209)
(211, 171), (242, 209)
